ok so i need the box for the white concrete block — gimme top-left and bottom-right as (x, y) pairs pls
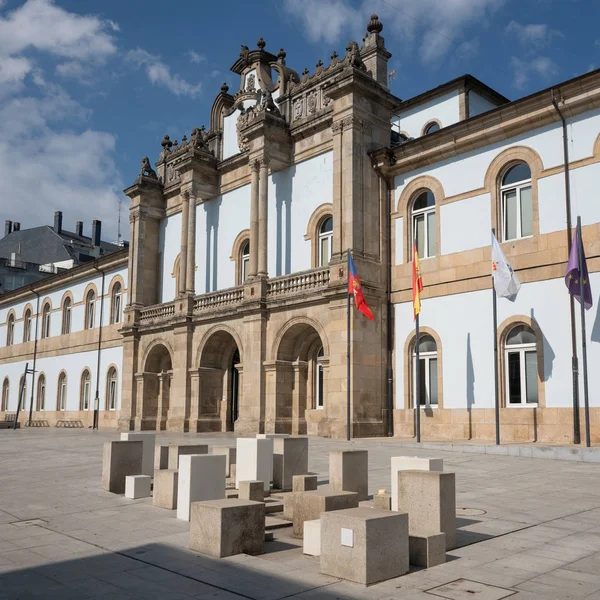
(391, 456), (443, 511)
(236, 438), (273, 492)
(256, 434), (289, 439)
(177, 454), (226, 521)
(303, 519), (321, 556)
(125, 475), (151, 499)
(121, 433), (156, 477)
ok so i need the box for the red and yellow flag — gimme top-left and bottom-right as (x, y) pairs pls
(412, 243), (423, 320)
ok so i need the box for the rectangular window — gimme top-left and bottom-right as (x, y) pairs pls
(59, 383), (66, 410)
(507, 351), (521, 404)
(83, 382), (90, 410)
(427, 212), (436, 257)
(113, 296), (121, 324)
(520, 186), (533, 237)
(109, 380), (117, 410)
(524, 351), (538, 404)
(241, 256), (249, 283)
(504, 190), (518, 241)
(415, 214), (425, 258)
(316, 364), (324, 409)
(429, 358), (438, 406)
(64, 308), (71, 334)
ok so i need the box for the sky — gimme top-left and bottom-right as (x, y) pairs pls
(0, 0), (598, 242)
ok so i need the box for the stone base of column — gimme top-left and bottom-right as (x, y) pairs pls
(156, 417), (168, 431)
(165, 417), (188, 433)
(134, 417), (158, 431)
(234, 417), (262, 436)
(117, 417), (134, 432)
(191, 417), (222, 433)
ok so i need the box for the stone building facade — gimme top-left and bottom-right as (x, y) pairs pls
(1, 15), (599, 443)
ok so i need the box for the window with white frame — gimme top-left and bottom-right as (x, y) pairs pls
(413, 334), (438, 407)
(6, 314), (14, 346)
(315, 346), (325, 409)
(62, 298), (72, 334)
(37, 375), (46, 411)
(1, 378), (9, 411)
(424, 121), (440, 135)
(106, 367), (118, 410)
(240, 241), (250, 284)
(111, 283), (122, 324)
(19, 375), (27, 409)
(85, 291), (95, 330)
(81, 370), (91, 410)
(41, 303), (51, 339)
(501, 163), (532, 241)
(23, 309), (32, 343)
(318, 217), (333, 267)
(412, 191), (436, 259)
(57, 372), (67, 411)
(505, 324), (538, 406)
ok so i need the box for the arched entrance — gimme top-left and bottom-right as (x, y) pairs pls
(194, 330), (241, 432)
(267, 321), (328, 434)
(137, 343), (172, 431)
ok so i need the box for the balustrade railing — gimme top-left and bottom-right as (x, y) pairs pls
(194, 286), (244, 311)
(139, 301), (175, 324)
(267, 267), (330, 297)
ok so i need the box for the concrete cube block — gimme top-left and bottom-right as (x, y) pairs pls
(293, 489), (359, 537)
(230, 463), (236, 482)
(293, 474), (317, 492)
(391, 456), (443, 511)
(120, 433), (155, 477)
(167, 444), (208, 470)
(409, 533), (446, 568)
(102, 440), (143, 494)
(153, 469), (178, 509)
(329, 450), (368, 501)
(211, 446), (236, 477)
(190, 499), (265, 558)
(320, 508), (409, 585)
(373, 493), (391, 511)
(397, 470), (456, 550)
(155, 445), (169, 470)
(239, 480), (264, 502)
(303, 519), (321, 556)
(273, 437), (308, 491)
(283, 492), (297, 520)
(177, 454), (226, 521)
(236, 438), (273, 492)
(125, 475), (151, 499)
(256, 434), (289, 439)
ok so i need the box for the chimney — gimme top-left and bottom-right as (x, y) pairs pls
(92, 220), (101, 247)
(76, 221), (83, 236)
(54, 211), (63, 234)
(13, 222), (20, 231)
(4, 220), (12, 237)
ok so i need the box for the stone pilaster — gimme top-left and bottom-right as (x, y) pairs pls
(249, 161), (259, 279)
(167, 324), (192, 432)
(258, 156), (269, 277)
(179, 193), (189, 295)
(185, 191), (197, 294)
(292, 360), (308, 435)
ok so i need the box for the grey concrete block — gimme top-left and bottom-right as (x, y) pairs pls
(212, 446), (236, 477)
(373, 493), (391, 511)
(125, 475), (151, 499)
(329, 450), (368, 501)
(293, 474), (317, 492)
(102, 441), (143, 494)
(153, 469), (178, 510)
(155, 445), (169, 470)
(189, 499), (265, 558)
(293, 489), (359, 537)
(120, 433), (155, 477)
(409, 533), (446, 568)
(320, 508), (409, 585)
(167, 444), (208, 470)
(239, 480), (264, 502)
(397, 470), (456, 550)
(273, 437), (308, 491)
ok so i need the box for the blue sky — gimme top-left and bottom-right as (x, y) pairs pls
(0, 0), (598, 240)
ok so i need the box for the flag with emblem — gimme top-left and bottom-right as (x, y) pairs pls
(491, 233), (521, 299)
(566, 222), (593, 310)
(412, 243), (423, 320)
(348, 252), (374, 320)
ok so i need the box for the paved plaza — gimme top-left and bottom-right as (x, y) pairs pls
(1, 430), (600, 599)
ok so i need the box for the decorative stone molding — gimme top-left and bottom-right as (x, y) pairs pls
(420, 119), (443, 137)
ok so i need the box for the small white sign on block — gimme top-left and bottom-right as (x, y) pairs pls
(391, 456), (443, 511)
(341, 528), (354, 548)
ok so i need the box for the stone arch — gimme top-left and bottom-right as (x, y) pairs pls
(593, 131), (600, 158)
(420, 118), (443, 137)
(196, 324), (243, 368)
(271, 316), (330, 363)
(230, 229), (250, 286)
(304, 203), (334, 268)
(139, 340), (173, 431)
(141, 338), (174, 373)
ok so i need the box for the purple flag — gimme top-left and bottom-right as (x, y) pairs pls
(565, 224), (593, 310)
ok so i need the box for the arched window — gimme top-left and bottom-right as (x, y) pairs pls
(18, 375), (27, 410)
(501, 163), (532, 241)
(23, 309), (32, 343)
(315, 346), (325, 409)
(413, 334), (438, 407)
(424, 121), (440, 135)
(80, 369), (91, 410)
(57, 372), (67, 411)
(106, 367), (118, 410)
(412, 190), (436, 259)
(240, 241), (250, 284)
(85, 291), (95, 330)
(505, 324), (538, 405)
(1, 378), (9, 411)
(62, 297), (72, 334)
(110, 283), (122, 324)
(37, 374), (46, 411)
(41, 303), (51, 339)
(6, 314), (14, 346)
(318, 217), (333, 267)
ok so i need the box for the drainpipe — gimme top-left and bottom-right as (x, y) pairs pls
(551, 89), (581, 445)
(92, 265), (106, 430)
(27, 290), (40, 426)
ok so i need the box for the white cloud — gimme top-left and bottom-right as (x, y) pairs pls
(0, 55), (32, 84)
(506, 21), (564, 48)
(210, 69), (220, 78)
(127, 48), (202, 98)
(510, 56), (559, 89)
(187, 50), (206, 64)
(55, 60), (87, 79)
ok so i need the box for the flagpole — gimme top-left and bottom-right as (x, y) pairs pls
(347, 249), (351, 442)
(415, 312), (421, 443)
(576, 217), (591, 447)
(492, 229), (500, 446)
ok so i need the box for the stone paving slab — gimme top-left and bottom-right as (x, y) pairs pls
(1, 429), (600, 599)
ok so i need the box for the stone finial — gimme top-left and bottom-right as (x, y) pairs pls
(140, 157), (157, 179)
(302, 67), (309, 76)
(221, 81), (229, 93)
(316, 59), (323, 68)
(161, 134), (173, 150)
(331, 51), (338, 61)
(366, 13), (383, 34)
(277, 48), (286, 61)
(257, 37), (266, 50)
(181, 134), (187, 143)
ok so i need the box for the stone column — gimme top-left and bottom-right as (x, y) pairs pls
(127, 211), (137, 305)
(249, 161), (259, 279)
(292, 361), (308, 435)
(133, 211), (147, 306)
(258, 156), (269, 277)
(185, 191), (196, 294)
(179, 193), (189, 295)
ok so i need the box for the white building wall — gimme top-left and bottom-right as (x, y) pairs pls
(159, 212), (182, 302)
(222, 110), (240, 161)
(440, 193), (491, 255)
(468, 91), (500, 117)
